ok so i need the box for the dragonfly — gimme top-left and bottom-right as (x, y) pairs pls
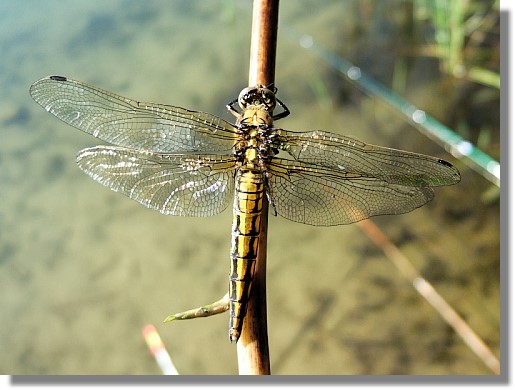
(30, 76), (460, 342)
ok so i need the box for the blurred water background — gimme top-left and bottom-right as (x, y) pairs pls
(0, 0), (499, 374)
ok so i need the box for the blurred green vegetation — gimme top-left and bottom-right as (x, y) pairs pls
(413, 0), (499, 88)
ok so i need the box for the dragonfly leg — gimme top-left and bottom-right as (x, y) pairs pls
(272, 97), (290, 121)
(226, 98), (240, 118)
(163, 293), (229, 322)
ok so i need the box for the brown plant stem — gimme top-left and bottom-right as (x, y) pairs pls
(236, 0), (280, 375)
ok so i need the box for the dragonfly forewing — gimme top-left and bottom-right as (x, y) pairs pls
(77, 146), (236, 217)
(275, 129), (461, 187)
(30, 76), (238, 154)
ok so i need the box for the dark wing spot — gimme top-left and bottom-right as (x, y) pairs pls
(50, 75), (67, 82)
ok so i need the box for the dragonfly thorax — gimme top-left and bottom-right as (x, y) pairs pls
(234, 125), (276, 167)
(237, 107), (273, 127)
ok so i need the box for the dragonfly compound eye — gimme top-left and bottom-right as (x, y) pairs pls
(238, 87), (254, 110)
(238, 86), (276, 111)
(259, 87), (277, 112)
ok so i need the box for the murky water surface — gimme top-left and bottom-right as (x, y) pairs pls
(0, 0), (499, 374)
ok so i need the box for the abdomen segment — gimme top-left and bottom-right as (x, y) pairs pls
(229, 168), (265, 342)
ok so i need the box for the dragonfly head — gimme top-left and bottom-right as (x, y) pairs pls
(238, 85), (276, 112)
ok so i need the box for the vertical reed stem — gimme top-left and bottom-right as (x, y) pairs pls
(236, 0), (280, 375)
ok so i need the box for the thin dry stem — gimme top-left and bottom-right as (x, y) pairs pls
(236, 0), (280, 375)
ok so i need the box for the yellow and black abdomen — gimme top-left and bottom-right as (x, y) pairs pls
(229, 167), (265, 342)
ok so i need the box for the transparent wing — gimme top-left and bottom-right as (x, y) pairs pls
(30, 76), (238, 153)
(76, 146), (236, 216)
(267, 158), (437, 226)
(275, 129), (461, 187)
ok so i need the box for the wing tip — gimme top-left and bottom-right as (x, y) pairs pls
(437, 159), (461, 185)
(30, 75), (68, 101)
